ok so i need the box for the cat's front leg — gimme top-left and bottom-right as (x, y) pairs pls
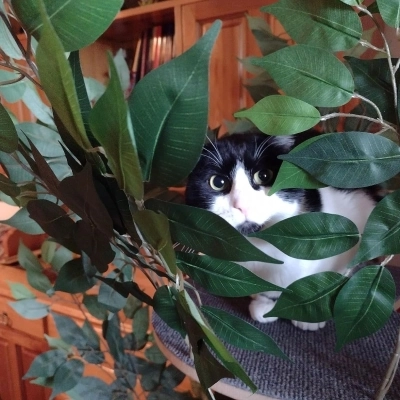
(249, 295), (278, 323)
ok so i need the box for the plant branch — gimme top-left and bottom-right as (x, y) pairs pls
(0, 60), (41, 88)
(0, 11), (39, 79)
(320, 112), (397, 134)
(353, 93), (384, 121)
(375, 323), (400, 399)
(357, 5), (398, 124)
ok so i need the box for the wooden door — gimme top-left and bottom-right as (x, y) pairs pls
(180, 0), (276, 133)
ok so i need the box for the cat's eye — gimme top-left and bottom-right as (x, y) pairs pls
(253, 169), (273, 186)
(209, 175), (229, 191)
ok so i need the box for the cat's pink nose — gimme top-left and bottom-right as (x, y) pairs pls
(233, 200), (249, 218)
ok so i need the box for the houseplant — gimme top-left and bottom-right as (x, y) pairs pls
(0, 0), (399, 399)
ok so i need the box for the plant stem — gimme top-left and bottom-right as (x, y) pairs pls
(375, 325), (400, 399)
(353, 93), (384, 122)
(320, 112), (397, 134)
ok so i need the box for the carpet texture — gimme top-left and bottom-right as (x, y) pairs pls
(152, 267), (400, 400)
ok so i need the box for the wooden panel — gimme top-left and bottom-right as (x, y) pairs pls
(0, 337), (20, 400)
(0, 296), (45, 339)
(181, 0), (275, 133)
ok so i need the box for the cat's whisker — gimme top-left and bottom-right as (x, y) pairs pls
(201, 153), (222, 167)
(203, 147), (223, 167)
(206, 136), (224, 165)
(254, 136), (273, 159)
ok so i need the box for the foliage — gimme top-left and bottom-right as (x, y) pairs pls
(0, 0), (400, 399)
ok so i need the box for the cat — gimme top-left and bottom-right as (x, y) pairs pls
(185, 129), (377, 331)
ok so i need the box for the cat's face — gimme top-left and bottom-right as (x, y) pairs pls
(185, 132), (303, 234)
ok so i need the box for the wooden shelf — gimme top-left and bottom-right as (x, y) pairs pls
(101, 0), (200, 43)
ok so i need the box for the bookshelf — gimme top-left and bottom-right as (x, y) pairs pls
(85, 0), (274, 132)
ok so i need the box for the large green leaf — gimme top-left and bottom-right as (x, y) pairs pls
(129, 21), (221, 186)
(90, 54), (143, 200)
(51, 359), (83, 399)
(177, 253), (283, 296)
(9, 298), (49, 319)
(178, 291), (256, 392)
(153, 286), (185, 336)
(0, 102), (18, 153)
(265, 272), (348, 322)
(377, 0), (400, 28)
(269, 134), (328, 195)
(280, 132), (400, 188)
(1, 207), (44, 234)
(262, 0), (362, 51)
(11, 0), (123, 51)
(17, 123), (64, 157)
(24, 349), (68, 378)
(35, 7), (90, 150)
(345, 57), (399, 124)
(146, 199), (281, 263)
(251, 212), (360, 260)
(201, 306), (288, 359)
(334, 266), (395, 350)
(352, 189), (400, 264)
(133, 209), (176, 274)
(234, 95), (320, 135)
(246, 15), (288, 56)
(250, 45), (354, 107)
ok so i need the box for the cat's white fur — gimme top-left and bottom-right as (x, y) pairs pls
(209, 164), (376, 331)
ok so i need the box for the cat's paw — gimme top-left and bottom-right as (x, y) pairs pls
(291, 320), (326, 331)
(249, 297), (278, 323)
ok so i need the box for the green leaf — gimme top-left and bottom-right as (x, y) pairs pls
(1, 207), (44, 234)
(7, 282), (36, 300)
(98, 280), (127, 313)
(24, 349), (68, 378)
(17, 123), (65, 157)
(129, 21), (221, 186)
(0, 4), (23, 59)
(82, 294), (108, 321)
(334, 266), (396, 350)
(9, 298), (49, 319)
(377, 0), (400, 28)
(50, 246), (74, 273)
(146, 199), (281, 264)
(145, 345), (167, 364)
(250, 45), (354, 107)
(52, 313), (88, 348)
(134, 209), (176, 274)
(352, 189), (400, 264)
(280, 131), (400, 188)
(266, 272), (348, 322)
(177, 253), (283, 296)
(153, 286), (185, 336)
(66, 377), (112, 400)
(51, 359), (84, 399)
(0, 174), (20, 198)
(90, 53), (143, 199)
(0, 102), (18, 153)
(0, 71), (26, 102)
(35, 7), (90, 150)
(133, 306), (149, 344)
(345, 57), (399, 124)
(11, 0), (123, 51)
(54, 258), (94, 294)
(104, 313), (125, 362)
(201, 306), (288, 359)
(251, 212), (360, 260)
(234, 95), (320, 135)
(44, 335), (72, 353)
(21, 83), (54, 126)
(178, 291), (256, 392)
(246, 15), (288, 56)
(262, 0), (362, 51)
(18, 241), (53, 293)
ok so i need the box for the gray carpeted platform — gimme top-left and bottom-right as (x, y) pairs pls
(152, 268), (400, 400)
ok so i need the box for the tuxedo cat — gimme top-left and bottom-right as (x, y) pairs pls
(185, 130), (377, 331)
